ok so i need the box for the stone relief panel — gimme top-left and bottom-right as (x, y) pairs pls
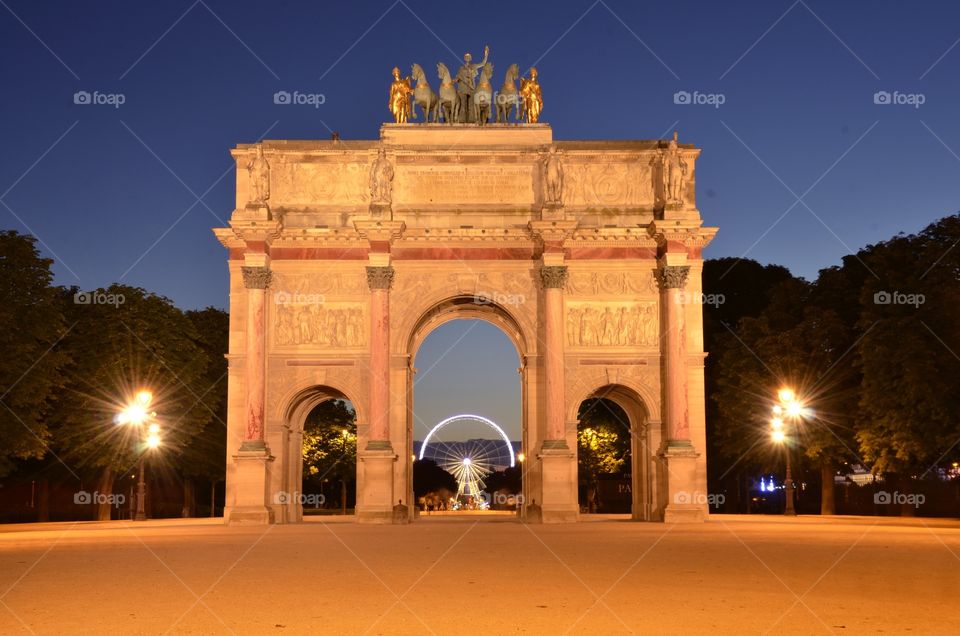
(270, 161), (369, 206)
(274, 302), (366, 348)
(566, 302), (658, 348)
(562, 160), (655, 208)
(392, 269), (535, 307)
(271, 271), (367, 297)
(565, 270), (658, 297)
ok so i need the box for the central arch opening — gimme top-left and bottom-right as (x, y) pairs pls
(409, 310), (524, 518)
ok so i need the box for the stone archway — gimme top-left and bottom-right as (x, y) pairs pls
(216, 124), (717, 525)
(573, 383), (659, 521)
(273, 384), (360, 524)
(404, 295), (529, 518)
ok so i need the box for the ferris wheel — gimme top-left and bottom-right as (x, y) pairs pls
(418, 414), (516, 504)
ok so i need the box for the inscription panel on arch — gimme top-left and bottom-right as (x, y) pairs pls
(394, 165), (535, 206)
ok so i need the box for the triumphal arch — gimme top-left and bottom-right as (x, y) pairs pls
(215, 64), (716, 524)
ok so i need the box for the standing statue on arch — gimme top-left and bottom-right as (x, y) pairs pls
(661, 131), (688, 206)
(455, 45), (489, 123)
(520, 67), (543, 124)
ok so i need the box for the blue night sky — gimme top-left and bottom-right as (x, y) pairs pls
(3, 1), (960, 440)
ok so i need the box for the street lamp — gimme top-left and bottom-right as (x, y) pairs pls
(117, 390), (160, 521)
(770, 387), (804, 516)
(341, 429), (349, 515)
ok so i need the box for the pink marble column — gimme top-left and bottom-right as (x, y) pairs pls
(366, 266), (394, 451)
(541, 265), (568, 447)
(655, 265), (691, 444)
(241, 266), (271, 450)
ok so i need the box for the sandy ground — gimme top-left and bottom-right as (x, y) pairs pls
(0, 514), (958, 635)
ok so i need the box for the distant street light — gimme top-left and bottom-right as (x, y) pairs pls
(117, 390), (161, 521)
(770, 387), (805, 516)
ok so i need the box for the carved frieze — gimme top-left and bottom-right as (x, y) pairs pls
(564, 270), (658, 297)
(562, 160), (654, 208)
(566, 301), (658, 347)
(270, 271), (366, 297)
(274, 302), (366, 348)
(271, 161), (369, 206)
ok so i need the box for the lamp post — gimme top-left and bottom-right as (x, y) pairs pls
(770, 388), (803, 516)
(116, 390), (161, 521)
(341, 429), (348, 516)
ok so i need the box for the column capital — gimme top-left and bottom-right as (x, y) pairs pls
(540, 265), (569, 289)
(366, 265), (395, 290)
(241, 266), (272, 289)
(653, 265), (689, 290)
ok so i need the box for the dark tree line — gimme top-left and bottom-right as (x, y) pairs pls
(705, 214), (960, 515)
(0, 230), (228, 521)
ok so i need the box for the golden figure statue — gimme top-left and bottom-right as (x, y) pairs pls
(388, 67), (414, 123)
(520, 67), (543, 124)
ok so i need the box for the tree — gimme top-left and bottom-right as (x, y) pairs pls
(0, 231), (68, 476)
(49, 285), (213, 520)
(855, 216), (960, 513)
(302, 399), (356, 512)
(412, 458), (457, 499)
(577, 397), (630, 512)
(484, 464), (522, 494)
(712, 274), (861, 514)
(180, 307), (229, 516)
(703, 258), (794, 511)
